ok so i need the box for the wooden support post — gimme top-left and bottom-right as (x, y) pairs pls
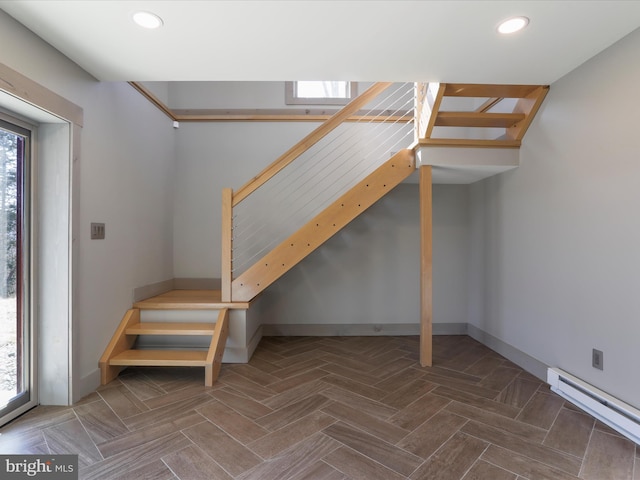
(420, 165), (433, 367)
(221, 188), (233, 302)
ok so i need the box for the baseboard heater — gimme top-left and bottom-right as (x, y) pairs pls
(547, 368), (640, 445)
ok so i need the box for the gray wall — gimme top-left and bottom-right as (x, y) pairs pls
(468, 27), (640, 407)
(0, 10), (177, 400)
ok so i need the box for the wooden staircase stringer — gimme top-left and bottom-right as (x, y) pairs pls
(99, 304), (231, 387)
(231, 148), (416, 302)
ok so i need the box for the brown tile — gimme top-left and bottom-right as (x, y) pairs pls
(1, 405), (76, 435)
(98, 384), (150, 418)
(256, 394), (330, 431)
(465, 355), (506, 377)
(323, 421), (423, 476)
(594, 418), (626, 438)
(229, 363), (282, 386)
(478, 366), (521, 391)
(97, 412), (205, 459)
(482, 445), (582, 480)
(0, 428), (48, 454)
(516, 391), (565, 429)
(143, 384), (212, 410)
(322, 401), (409, 444)
(81, 432), (191, 480)
(381, 379), (436, 409)
(320, 362), (382, 385)
(422, 372), (501, 399)
(248, 411), (336, 459)
(43, 419), (103, 467)
(389, 393), (450, 431)
(75, 400), (129, 444)
(219, 373), (277, 401)
(543, 407), (594, 458)
(321, 374), (387, 401)
(462, 460), (517, 480)
(410, 432), (488, 480)
(496, 377), (541, 408)
(119, 372), (167, 400)
(271, 358), (328, 379)
(446, 401), (548, 443)
(210, 388), (273, 419)
(262, 378), (329, 410)
(322, 386), (398, 419)
(287, 460), (347, 480)
(238, 433), (341, 480)
(581, 429), (635, 480)
(398, 410), (468, 459)
(122, 393), (213, 430)
(373, 357), (416, 379)
(432, 386), (521, 418)
(324, 446), (405, 480)
(267, 368), (329, 393)
(113, 458), (177, 480)
(162, 444), (233, 480)
(318, 352), (377, 374)
(374, 366), (426, 392)
(183, 421), (262, 477)
(197, 400), (268, 444)
(461, 421), (582, 475)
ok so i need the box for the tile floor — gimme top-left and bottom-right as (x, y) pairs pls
(0, 335), (637, 479)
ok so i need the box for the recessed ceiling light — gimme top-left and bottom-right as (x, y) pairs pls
(497, 16), (529, 34)
(132, 11), (164, 29)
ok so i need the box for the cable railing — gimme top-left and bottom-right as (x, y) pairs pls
(222, 82), (417, 301)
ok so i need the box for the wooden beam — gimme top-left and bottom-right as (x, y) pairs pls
(443, 84), (541, 98)
(98, 309), (139, 384)
(172, 108), (412, 123)
(422, 83), (446, 139)
(205, 308), (229, 386)
(232, 82), (394, 206)
(420, 166), (432, 367)
(435, 111), (525, 128)
(419, 138), (521, 148)
(476, 97), (503, 113)
(506, 85), (550, 141)
(221, 188), (233, 302)
(129, 81), (177, 121)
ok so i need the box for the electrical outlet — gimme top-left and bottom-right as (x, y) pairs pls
(91, 223), (105, 240)
(592, 349), (604, 370)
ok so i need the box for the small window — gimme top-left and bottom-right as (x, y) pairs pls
(285, 81), (357, 105)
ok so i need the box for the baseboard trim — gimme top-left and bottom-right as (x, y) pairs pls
(174, 278), (221, 290)
(467, 324), (548, 381)
(74, 368), (101, 404)
(133, 279), (174, 303)
(262, 323), (420, 336)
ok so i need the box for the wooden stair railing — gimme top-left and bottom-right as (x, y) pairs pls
(230, 149), (415, 302)
(99, 305), (229, 387)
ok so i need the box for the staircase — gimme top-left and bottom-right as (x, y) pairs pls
(100, 81), (549, 386)
(99, 290), (243, 386)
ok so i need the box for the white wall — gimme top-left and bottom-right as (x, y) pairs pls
(468, 27), (640, 407)
(257, 183), (469, 332)
(0, 10), (177, 401)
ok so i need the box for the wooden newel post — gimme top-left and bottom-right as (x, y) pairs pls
(221, 188), (233, 302)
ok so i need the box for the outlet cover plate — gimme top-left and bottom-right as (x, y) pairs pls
(592, 348), (603, 370)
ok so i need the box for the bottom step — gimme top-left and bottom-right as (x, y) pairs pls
(109, 349), (207, 367)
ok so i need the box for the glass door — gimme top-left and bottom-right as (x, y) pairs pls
(0, 117), (34, 425)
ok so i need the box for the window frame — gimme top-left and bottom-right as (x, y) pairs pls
(285, 81), (358, 106)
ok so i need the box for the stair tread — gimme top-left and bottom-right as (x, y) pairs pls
(110, 349), (208, 367)
(126, 322), (216, 335)
(134, 289), (250, 310)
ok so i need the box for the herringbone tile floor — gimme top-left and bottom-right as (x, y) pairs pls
(0, 335), (637, 479)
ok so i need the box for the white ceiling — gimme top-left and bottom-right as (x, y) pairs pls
(1, 1), (640, 83)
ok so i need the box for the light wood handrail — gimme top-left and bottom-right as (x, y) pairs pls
(232, 82), (394, 206)
(221, 188), (233, 302)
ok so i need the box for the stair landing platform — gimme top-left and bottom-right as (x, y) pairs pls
(133, 289), (250, 310)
